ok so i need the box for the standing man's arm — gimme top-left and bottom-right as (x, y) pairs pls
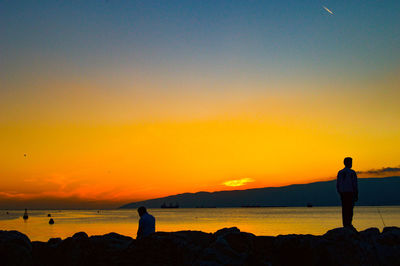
(137, 218), (143, 239)
(353, 171), (358, 202)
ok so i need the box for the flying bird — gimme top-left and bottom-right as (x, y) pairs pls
(323, 6), (334, 15)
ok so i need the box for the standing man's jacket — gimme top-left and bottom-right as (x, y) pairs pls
(337, 167), (358, 193)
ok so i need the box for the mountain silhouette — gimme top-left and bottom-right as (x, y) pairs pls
(120, 176), (400, 208)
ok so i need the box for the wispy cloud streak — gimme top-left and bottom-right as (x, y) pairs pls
(357, 166), (400, 175)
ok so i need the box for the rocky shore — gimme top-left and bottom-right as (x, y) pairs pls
(1, 226), (399, 265)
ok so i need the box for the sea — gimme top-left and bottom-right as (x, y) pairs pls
(1, 206), (399, 242)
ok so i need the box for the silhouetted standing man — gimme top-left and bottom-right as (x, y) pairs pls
(137, 206), (155, 239)
(337, 157), (358, 229)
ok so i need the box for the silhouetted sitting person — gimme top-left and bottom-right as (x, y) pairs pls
(337, 157), (358, 229)
(137, 206), (155, 239)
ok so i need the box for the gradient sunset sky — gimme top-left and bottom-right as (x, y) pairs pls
(1, 1), (399, 208)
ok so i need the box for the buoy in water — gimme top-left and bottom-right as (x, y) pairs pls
(23, 209), (28, 220)
(49, 218), (54, 225)
(48, 214), (51, 217)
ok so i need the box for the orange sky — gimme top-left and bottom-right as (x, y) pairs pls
(1, 1), (400, 208)
(1, 71), (400, 208)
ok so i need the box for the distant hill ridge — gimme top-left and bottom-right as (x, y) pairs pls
(120, 176), (400, 208)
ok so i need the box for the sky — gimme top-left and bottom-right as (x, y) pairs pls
(1, 0), (400, 209)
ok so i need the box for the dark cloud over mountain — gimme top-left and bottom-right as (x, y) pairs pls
(357, 166), (400, 175)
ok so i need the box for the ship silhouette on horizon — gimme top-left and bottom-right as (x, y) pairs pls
(161, 202), (179, 208)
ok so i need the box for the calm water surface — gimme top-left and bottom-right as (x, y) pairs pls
(1, 206), (399, 242)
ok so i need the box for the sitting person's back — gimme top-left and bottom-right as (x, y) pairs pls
(137, 206), (155, 239)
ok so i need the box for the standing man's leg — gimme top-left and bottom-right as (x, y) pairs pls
(342, 192), (353, 227)
(349, 192), (355, 227)
(340, 193), (346, 227)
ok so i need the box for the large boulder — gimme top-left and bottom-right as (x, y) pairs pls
(196, 227), (256, 265)
(321, 227), (366, 266)
(251, 236), (275, 265)
(121, 231), (197, 265)
(33, 231), (94, 266)
(0, 230), (32, 266)
(359, 227), (380, 243)
(271, 234), (322, 266)
(33, 232), (134, 266)
(213, 227), (240, 239)
(375, 227), (400, 266)
(323, 227), (359, 241)
(89, 232), (133, 251)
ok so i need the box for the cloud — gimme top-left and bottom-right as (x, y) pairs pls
(0, 194), (125, 209)
(357, 166), (400, 176)
(0, 172), (140, 208)
(223, 178), (255, 187)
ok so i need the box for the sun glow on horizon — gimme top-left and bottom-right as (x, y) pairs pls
(223, 178), (255, 187)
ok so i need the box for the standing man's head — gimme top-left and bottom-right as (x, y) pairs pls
(344, 157), (353, 168)
(137, 206), (147, 217)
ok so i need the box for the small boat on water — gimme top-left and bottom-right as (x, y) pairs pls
(307, 203), (313, 208)
(161, 202), (179, 208)
(23, 209), (29, 220)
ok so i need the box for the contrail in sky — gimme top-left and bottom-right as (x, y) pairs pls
(323, 6), (334, 15)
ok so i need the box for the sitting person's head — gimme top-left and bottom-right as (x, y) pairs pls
(137, 206), (147, 217)
(344, 157), (352, 168)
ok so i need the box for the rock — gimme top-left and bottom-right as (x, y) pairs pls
(34, 232), (93, 266)
(381, 227), (400, 243)
(251, 236), (275, 264)
(324, 231), (358, 264)
(213, 227), (240, 239)
(272, 234), (322, 266)
(375, 227), (400, 265)
(72, 232), (89, 240)
(378, 227), (400, 246)
(124, 231), (193, 265)
(89, 232), (133, 251)
(2, 227), (400, 266)
(48, 238), (62, 246)
(224, 231), (255, 253)
(0, 230), (32, 266)
(359, 227), (380, 241)
(323, 226), (359, 241)
(171, 230), (212, 248)
(32, 241), (54, 265)
(195, 228), (255, 265)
